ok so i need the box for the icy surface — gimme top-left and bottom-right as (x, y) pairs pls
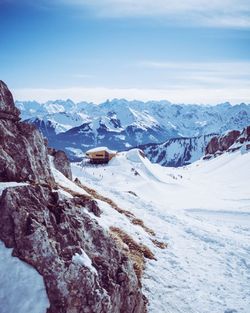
(0, 241), (49, 313)
(72, 149), (250, 313)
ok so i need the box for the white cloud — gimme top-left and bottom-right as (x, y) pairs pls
(12, 60), (250, 104)
(13, 85), (250, 105)
(58, 0), (250, 28)
(139, 60), (250, 88)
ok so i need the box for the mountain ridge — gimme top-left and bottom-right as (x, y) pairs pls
(16, 99), (250, 162)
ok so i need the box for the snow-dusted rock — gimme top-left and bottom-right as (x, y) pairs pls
(0, 81), (54, 185)
(0, 80), (20, 120)
(0, 185), (147, 313)
(0, 81), (147, 313)
(204, 126), (250, 158)
(48, 148), (72, 180)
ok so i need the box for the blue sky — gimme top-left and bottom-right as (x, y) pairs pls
(1, 0), (250, 104)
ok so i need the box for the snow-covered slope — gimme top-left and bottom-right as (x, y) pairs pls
(72, 149), (250, 313)
(16, 99), (250, 160)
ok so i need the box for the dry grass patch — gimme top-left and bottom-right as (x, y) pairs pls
(73, 179), (169, 249)
(150, 238), (168, 249)
(131, 218), (155, 236)
(110, 226), (156, 281)
(75, 178), (155, 235)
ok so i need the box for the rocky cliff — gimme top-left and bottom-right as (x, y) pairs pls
(0, 80), (54, 185)
(204, 126), (250, 159)
(0, 81), (147, 313)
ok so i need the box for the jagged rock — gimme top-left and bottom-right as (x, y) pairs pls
(48, 148), (72, 180)
(0, 81), (54, 185)
(236, 125), (250, 144)
(0, 80), (20, 120)
(205, 126), (250, 158)
(205, 130), (241, 155)
(0, 185), (147, 313)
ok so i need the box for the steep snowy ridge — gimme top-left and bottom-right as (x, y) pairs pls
(16, 99), (250, 160)
(139, 133), (216, 167)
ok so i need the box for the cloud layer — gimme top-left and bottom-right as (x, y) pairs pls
(12, 60), (250, 104)
(13, 85), (250, 105)
(59, 0), (250, 28)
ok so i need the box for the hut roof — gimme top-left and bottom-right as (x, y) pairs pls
(86, 147), (117, 154)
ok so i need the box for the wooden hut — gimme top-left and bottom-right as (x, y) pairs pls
(85, 147), (117, 164)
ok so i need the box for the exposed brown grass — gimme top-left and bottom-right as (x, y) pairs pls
(74, 178), (155, 236)
(62, 179), (168, 250)
(150, 238), (168, 249)
(131, 218), (155, 236)
(110, 226), (156, 282)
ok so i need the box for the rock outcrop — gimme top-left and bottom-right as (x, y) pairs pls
(204, 126), (250, 159)
(0, 80), (54, 185)
(0, 80), (147, 313)
(0, 185), (146, 313)
(48, 147), (72, 180)
(0, 80), (20, 120)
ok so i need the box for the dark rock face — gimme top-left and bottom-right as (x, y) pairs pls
(205, 130), (241, 155)
(48, 148), (72, 180)
(0, 81), (54, 185)
(0, 80), (20, 120)
(204, 126), (250, 158)
(238, 125), (250, 143)
(0, 185), (146, 313)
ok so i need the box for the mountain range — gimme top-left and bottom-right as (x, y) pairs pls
(16, 99), (250, 163)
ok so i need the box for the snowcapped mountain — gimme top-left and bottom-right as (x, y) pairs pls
(16, 99), (250, 160)
(139, 134), (216, 167)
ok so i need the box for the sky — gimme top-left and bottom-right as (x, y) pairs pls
(0, 0), (250, 104)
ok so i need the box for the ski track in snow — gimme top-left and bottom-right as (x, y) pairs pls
(72, 150), (250, 313)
